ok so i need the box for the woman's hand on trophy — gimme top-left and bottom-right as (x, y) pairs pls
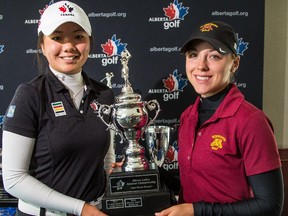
(155, 203), (194, 216)
(81, 203), (108, 216)
(108, 160), (124, 174)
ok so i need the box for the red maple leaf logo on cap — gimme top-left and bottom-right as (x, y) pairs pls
(59, 6), (67, 13)
(58, 3), (74, 13)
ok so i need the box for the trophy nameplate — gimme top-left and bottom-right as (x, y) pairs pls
(108, 168), (160, 195)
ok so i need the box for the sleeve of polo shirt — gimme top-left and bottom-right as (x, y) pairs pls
(3, 83), (39, 138)
(239, 110), (281, 176)
(2, 131), (85, 215)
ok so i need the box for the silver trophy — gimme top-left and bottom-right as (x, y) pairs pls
(145, 126), (173, 167)
(91, 50), (160, 172)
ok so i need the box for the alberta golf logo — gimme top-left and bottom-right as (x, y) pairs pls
(148, 69), (188, 102)
(163, 140), (179, 171)
(149, 0), (189, 30)
(162, 69), (188, 101)
(100, 34), (127, 66)
(24, 0), (54, 25)
(234, 34), (249, 89)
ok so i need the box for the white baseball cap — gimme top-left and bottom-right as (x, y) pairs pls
(38, 1), (92, 36)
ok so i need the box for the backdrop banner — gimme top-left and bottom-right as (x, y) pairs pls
(0, 0), (264, 196)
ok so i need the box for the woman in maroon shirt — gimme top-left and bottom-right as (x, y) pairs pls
(156, 21), (283, 216)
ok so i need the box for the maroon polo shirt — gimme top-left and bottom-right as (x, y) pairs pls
(178, 84), (281, 203)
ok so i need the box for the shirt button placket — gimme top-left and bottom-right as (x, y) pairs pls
(79, 99), (85, 114)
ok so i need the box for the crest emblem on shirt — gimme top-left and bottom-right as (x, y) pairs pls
(51, 101), (66, 117)
(7, 105), (16, 118)
(210, 134), (226, 151)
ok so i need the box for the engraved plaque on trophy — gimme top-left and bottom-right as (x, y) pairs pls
(90, 50), (171, 216)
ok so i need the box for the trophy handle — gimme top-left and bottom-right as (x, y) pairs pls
(90, 100), (126, 143)
(90, 100), (112, 127)
(140, 100), (161, 139)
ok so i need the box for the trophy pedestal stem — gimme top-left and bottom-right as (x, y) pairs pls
(123, 141), (149, 171)
(102, 165), (172, 216)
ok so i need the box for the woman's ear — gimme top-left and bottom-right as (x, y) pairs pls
(231, 56), (240, 73)
(41, 44), (46, 56)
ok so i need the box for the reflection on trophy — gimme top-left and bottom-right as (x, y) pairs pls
(145, 126), (174, 167)
(90, 49), (171, 216)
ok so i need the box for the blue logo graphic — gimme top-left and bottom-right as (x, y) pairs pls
(237, 34), (249, 56)
(163, 0), (189, 20)
(163, 69), (188, 92)
(101, 34), (127, 57)
(0, 45), (4, 54)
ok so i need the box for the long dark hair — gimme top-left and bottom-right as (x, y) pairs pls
(36, 32), (47, 74)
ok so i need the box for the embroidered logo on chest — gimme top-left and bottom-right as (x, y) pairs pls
(51, 101), (66, 117)
(210, 135), (226, 151)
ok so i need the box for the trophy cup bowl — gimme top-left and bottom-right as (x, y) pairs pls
(145, 125), (172, 167)
(113, 95), (151, 172)
(113, 93), (148, 133)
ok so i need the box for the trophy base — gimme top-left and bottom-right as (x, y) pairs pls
(102, 166), (172, 216)
(102, 186), (171, 216)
